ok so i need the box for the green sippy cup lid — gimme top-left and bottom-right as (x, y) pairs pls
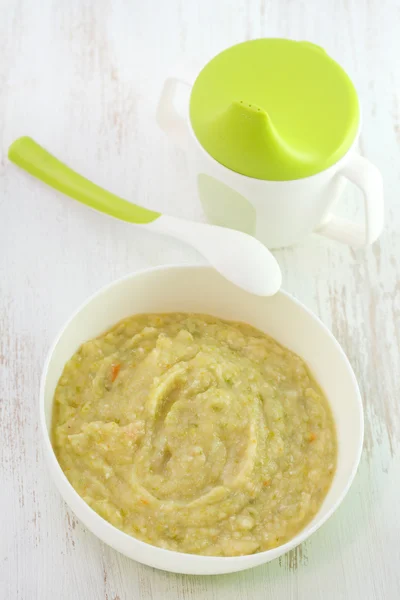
(189, 39), (360, 181)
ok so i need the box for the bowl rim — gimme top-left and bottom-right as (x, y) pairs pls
(40, 263), (364, 571)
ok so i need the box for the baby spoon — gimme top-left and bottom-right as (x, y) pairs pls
(8, 137), (281, 296)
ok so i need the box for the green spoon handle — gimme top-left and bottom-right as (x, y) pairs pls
(8, 137), (161, 224)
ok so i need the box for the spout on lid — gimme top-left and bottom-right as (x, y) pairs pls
(203, 100), (307, 180)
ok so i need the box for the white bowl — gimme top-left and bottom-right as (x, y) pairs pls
(40, 265), (363, 575)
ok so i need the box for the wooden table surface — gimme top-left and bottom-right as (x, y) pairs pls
(1, 1), (399, 598)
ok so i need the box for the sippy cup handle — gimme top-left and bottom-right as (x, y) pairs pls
(317, 154), (384, 246)
(157, 77), (192, 149)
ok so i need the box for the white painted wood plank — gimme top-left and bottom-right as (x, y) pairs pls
(1, 0), (399, 598)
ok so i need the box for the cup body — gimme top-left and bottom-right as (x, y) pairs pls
(191, 123), (354, 249)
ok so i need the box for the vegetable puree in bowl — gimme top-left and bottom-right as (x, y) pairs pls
(52, 313), (337, 556)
